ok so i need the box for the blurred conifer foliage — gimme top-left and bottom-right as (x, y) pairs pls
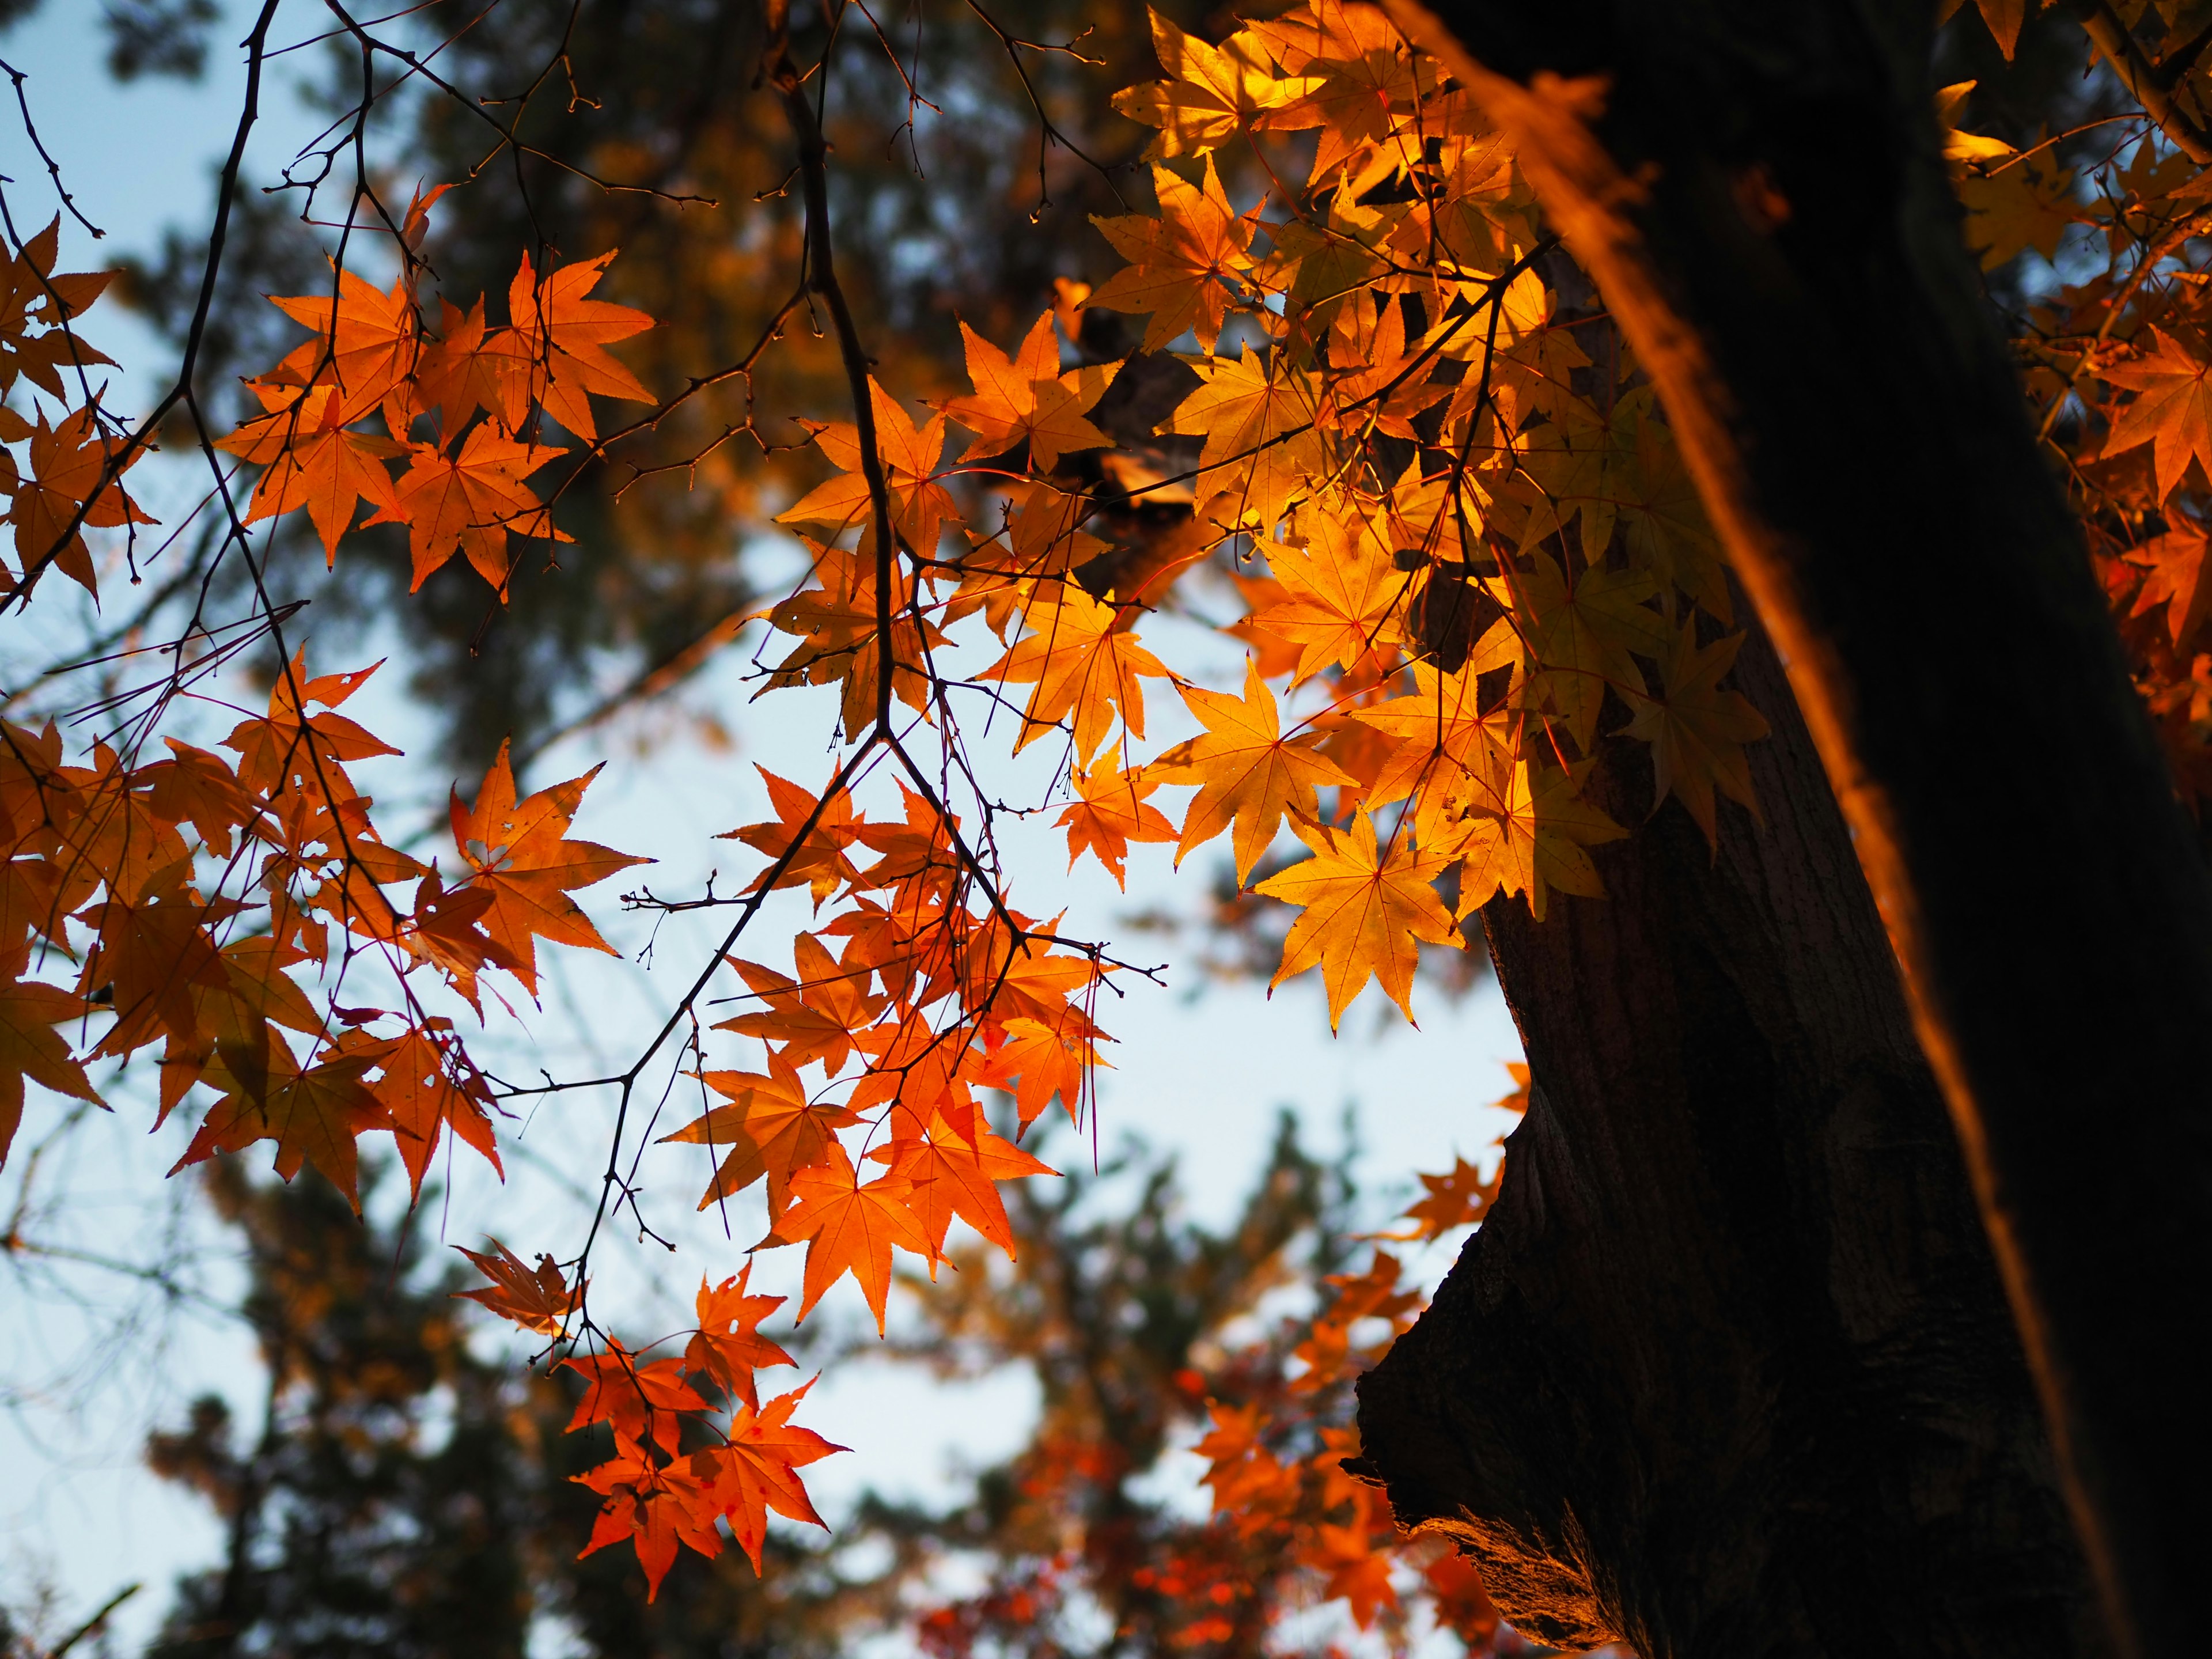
(108, 1121), (1464, 1659)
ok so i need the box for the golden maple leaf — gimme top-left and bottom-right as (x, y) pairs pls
(1149, 660), (1353, 884)
(1448, 760), (1625, 922)
(980, 584), (1171, 763)
(1112, 10), (1325, 160)
(1251, 505), (1406, 683)
(1089, 158), (1254, 354)
(1254, 809), (1455, 1029)
(1158, 343), (1323, 533)
(941, 311), (1118, 471)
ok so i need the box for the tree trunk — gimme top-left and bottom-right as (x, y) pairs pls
(1366, 7), (2212, 1654)
(1354, 625), (2105, 1659)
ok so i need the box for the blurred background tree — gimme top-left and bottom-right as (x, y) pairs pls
(92, 1122), (1501, 1659)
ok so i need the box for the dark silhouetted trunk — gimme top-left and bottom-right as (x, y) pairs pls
(1355, 625), (2105, 1659)
(1357, 6), (2212, 1655)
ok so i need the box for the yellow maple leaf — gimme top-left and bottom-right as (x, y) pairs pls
(1350, 656), (1520, 837)
(1159, 343), (1323, 533)
(1448, 761), (1625, 922)
(1251, 504), (1407, 683)
(980, 585), (1171, 763)
(1508, 551), (1672, 752)
(1149, 659), (1353, 884)
(1957, 155), (2078, 271)
(1112, 10), (1326, 160)
(1255, 810), (1455, 1029)
(1089, 158), (1253, 354)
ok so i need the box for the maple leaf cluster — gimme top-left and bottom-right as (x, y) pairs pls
(1923, 20), (2212, 827)
(215, 204), (652, 593)
(0, 218), (145, 601)
(22, 0), (2212, 1615)
(0, 650), (650, 1200)
(751, 2), (1766, 1046)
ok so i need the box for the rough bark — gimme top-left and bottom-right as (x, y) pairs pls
(1367, 7), (2212, 1654)
(1355, 628), (2104, 1659)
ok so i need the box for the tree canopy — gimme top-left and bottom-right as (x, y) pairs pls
(2, 0), (2207, 1654)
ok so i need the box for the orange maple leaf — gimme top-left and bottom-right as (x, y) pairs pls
(941, 311), (1118, 469)
(169, 1040), (390, 1211)
(1112, 13), (1324, 160)
(981, 585), (1171, 763)
(1448, 761), (1626, 922)
(1251, 507), (1407, 684)
(376, 1026), (504, 1202)
(2102, 327), (2212, 501)
(685, 1266), (795, 1411)
(0, 217), (118, 400)
(696, 1381), (843, 1571)
(1159, 344), (1324, 532)
(770, 1141), (931, 1332)
(1393, 1157), (1500, 1241)
(561, 1340), (710, 1455)
(1088, 157), (1253, 353)
(1510, 551), (1673, 752)
(659, 1050), (865, 1215)
(756, 539), (939, 736)
(268, 267), (421, 422)
(8, 404), (153, 597)
(1350, 659), (1518, 839)
(2126, 522), (2212, 649)
(373, 425), (571, 593)
(979, 1014), (1095, 1129)
(715, 931), (887, 1075)
(0, 975), (96, 1169)
(723, 766), (865, 906)
(506, 249), (656, 441)
(574, 1434), (722, 1600)
(1254, 810), (1455, 1029)
(776, 380), (955, 556)
(217, 381), (406, 565)
(1055, 742), (1176, 888)
(453, 1237), (582, 1334)
(406, 295), (536, 437)
(868, 1105), (1057, 1260)
(449, 740), (650, 993)
(1149, 660), (1353, 885)
(1247, 0), (1426, 173)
